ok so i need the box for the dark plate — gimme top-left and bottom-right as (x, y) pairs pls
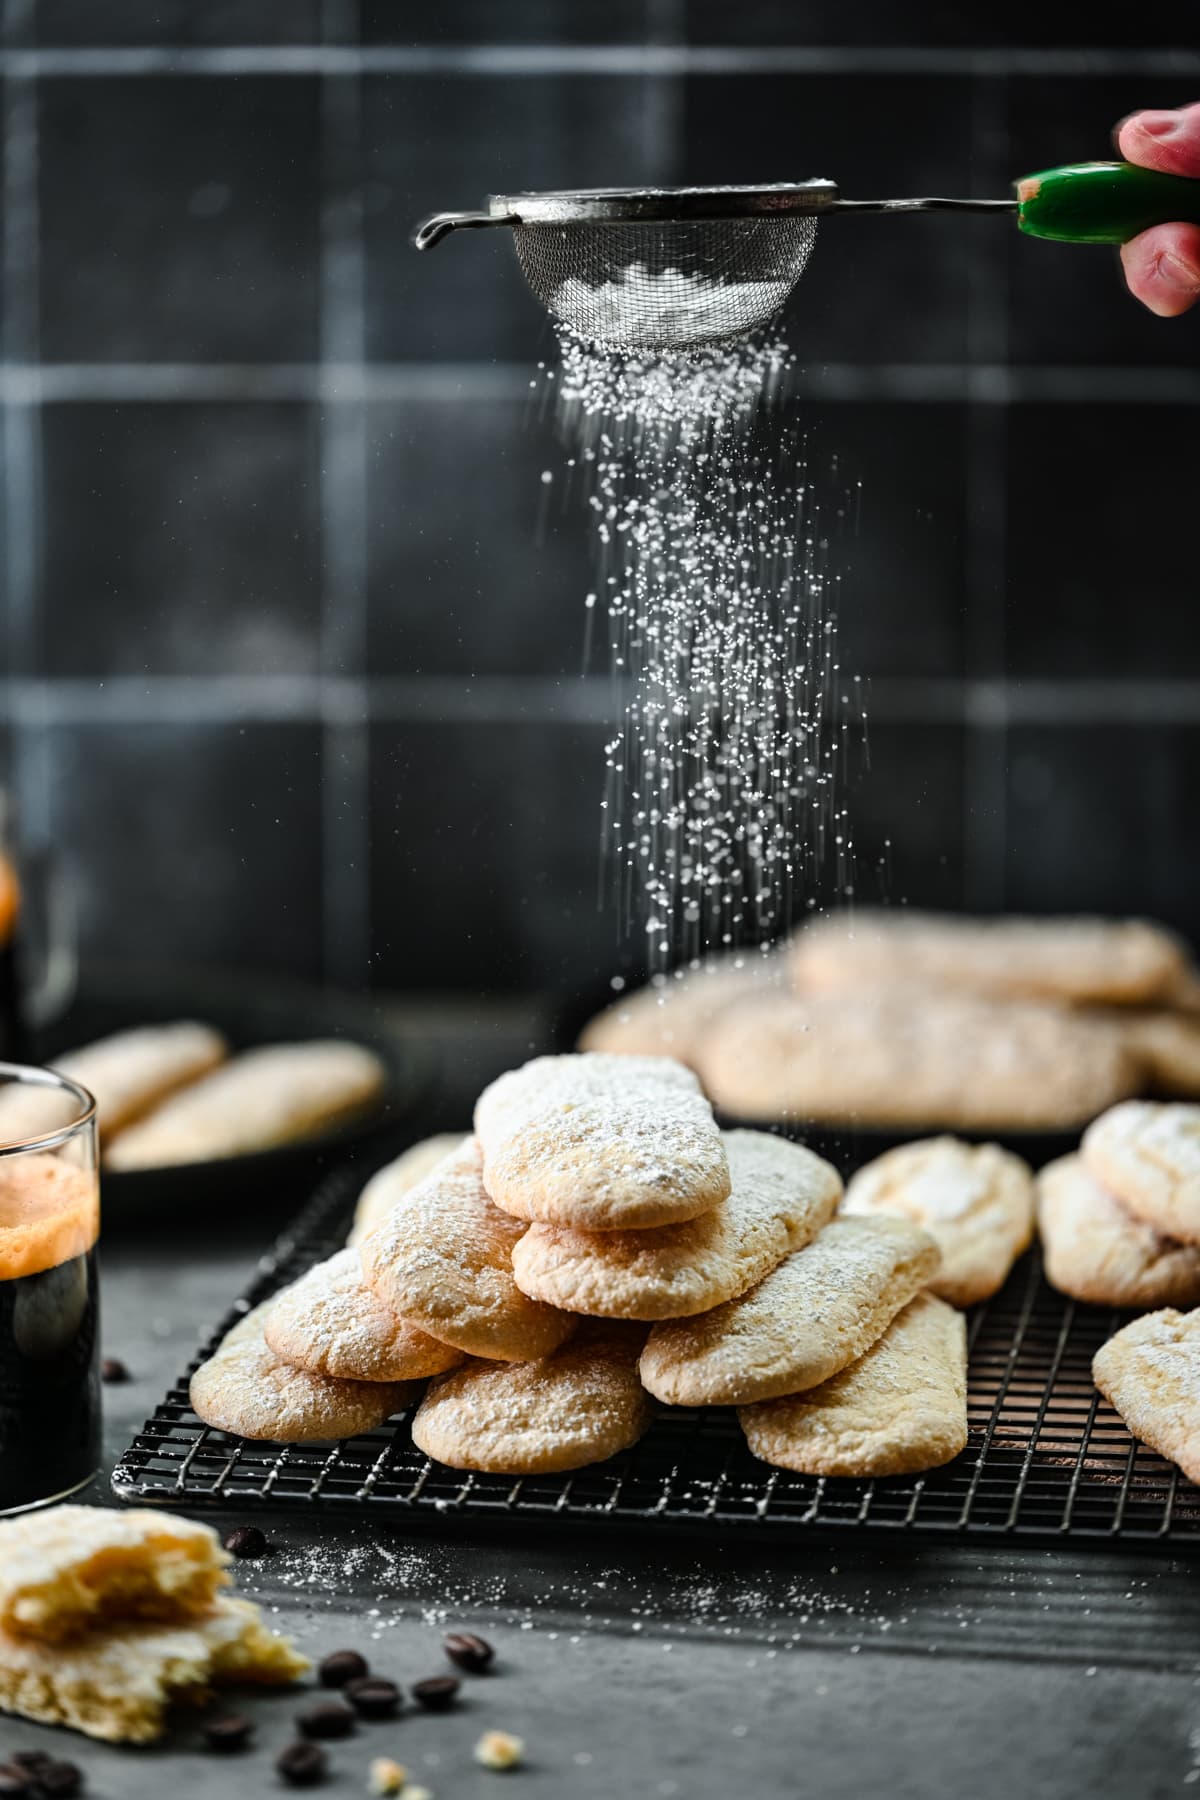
(32, 962), (431, 1227)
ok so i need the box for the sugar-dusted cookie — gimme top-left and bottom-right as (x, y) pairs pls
(55, 1022), (229, 1142)
(578, 952), (783, 1065)
(0, 1505), (229, 1644)
(105, 1039), (386, 1170)
(842, 1136), (1035, 1308)
(697, 990), (1139, 1132)
(1082, 1101), (1200, 1244)
(740, 1292), (968, 1478)
(264, 1249), (464, 1383)
(1037, 1155), (1200, 1310)
(189, 1303), (417, 1442)
(359, 1138), (574, 1362)
(511, 1129), (841, 1321)
(474, 1052), (730, 1231)
(1093, 1307), (1200, 1482)
(411, 1323), (652, 1474)
(1120, 1010), (1200, 1098)
(0, 1595), (307, 1743)
(790, 910), (1188, 1007)
(346, 1134), (468, 1248)
(639, 1216), (938, 1406)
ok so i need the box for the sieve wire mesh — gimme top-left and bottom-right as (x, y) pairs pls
(512, 215), (819, 350)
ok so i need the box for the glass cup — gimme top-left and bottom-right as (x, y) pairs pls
(0, 1064), (100, 1514)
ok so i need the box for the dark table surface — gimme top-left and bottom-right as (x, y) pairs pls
(7, 996), (1200, 1798)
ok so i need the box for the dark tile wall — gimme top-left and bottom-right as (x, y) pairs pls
(1, 2), (1197, 995)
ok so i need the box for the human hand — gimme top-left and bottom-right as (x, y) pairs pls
(1116, 102), (1200, 315)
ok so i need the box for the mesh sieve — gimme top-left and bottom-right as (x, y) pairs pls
(510, 215), (819, 351)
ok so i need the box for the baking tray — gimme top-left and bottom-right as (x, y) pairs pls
(111, 1153), (1200, 1550)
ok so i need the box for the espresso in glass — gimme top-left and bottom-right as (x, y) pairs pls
(0, 1065), (99, 1513)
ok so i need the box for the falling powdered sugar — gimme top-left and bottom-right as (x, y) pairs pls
(540, 313), (860, 970)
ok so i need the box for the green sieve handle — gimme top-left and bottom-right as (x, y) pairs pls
(1015, 160), (1200, 245)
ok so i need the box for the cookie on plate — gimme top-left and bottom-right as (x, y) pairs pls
(346, 1133), (468, 1248)
(842, 1137), (1035, 1308)
(105, 1039), (386, 1170)
(790, 910), (1188, 1007)
(264, 1249), (464, 1383)
(697, 990), (1140, 1132)
(1082, 1101), (1200, 1244)
(640, 1215), (938, 1407)
(54, 1022), (229, 1142)
(0, 1505), (229, 1644)
(0, 1595), (307, 1743)
(1037, 1155), (1200, 1310)
(739, 1292), (968, 1478)
(511, 1129), (841, 1321)
(189, 1303), (417, 1442)
(475, 1052), (730, 1231)
(1119, 1010), (1200, 1098)
(578, 952), (784, 1065)
(411, 1323), (652, 1474)
(359, 1137), (575, 1363)
(1093, 1307), (1200, 1482)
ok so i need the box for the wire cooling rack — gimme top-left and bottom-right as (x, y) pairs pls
(111, 1159), (1200, 1549)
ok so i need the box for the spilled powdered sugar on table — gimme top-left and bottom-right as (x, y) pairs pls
(534, 267), (866, 979)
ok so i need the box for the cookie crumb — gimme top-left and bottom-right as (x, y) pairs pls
(475, 1730), (524, 1771)
(367, 1759), (406, 1795)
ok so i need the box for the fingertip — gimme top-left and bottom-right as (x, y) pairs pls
(1117, 103), (1200, 179)
(1121, 223), (1200, 317)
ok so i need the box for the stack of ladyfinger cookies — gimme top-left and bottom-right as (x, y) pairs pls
(187, 1052), (1048, 1481)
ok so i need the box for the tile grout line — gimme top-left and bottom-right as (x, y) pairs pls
(2, 45), (1199, 77)
(3, 675), (1200, 727)
(9, 362), (1196, 405)
(962, 69), (1010, 911)
(1, 2), (52, 848)
(317, 0), (371, 988)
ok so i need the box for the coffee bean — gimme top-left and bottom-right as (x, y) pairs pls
(276, 1741), (327, 1787)
(297, 1701), (355, 1740)
(100, 1356), (130, 1383)
(0, 1767), (34, 1799)
(37, 1764), (83, 1798)
(444, 1631), (494, 1674)
(7, 1757), (50, 1776)
(412, 1675), (460, 1711)
(222, 1524), (268, 1559)
(318, 1648), (369, 1688)
(203, 1713), (253, 1752)
(344, 1676), (401, 1720)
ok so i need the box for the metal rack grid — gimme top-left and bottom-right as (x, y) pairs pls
(112, 1161), (1200, 1548)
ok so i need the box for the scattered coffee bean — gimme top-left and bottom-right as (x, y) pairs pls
(344, 1676), (401, 1720)
(318, 1648), (369, 1688)
(7, 1757), (50, 1776)
(275, 1740), (327, 1787)
(412, 1675), (460, 1711)
(0, 1767), (34, 1799)
(222, 1524), (268, 1559)
(297, 1701), (355, 1740)
(100, 1356), (130, 1383)
(203, 1713), (254, 1752)
(444, 1630), (495, 1674)
(37, 1765), (83, 1798)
